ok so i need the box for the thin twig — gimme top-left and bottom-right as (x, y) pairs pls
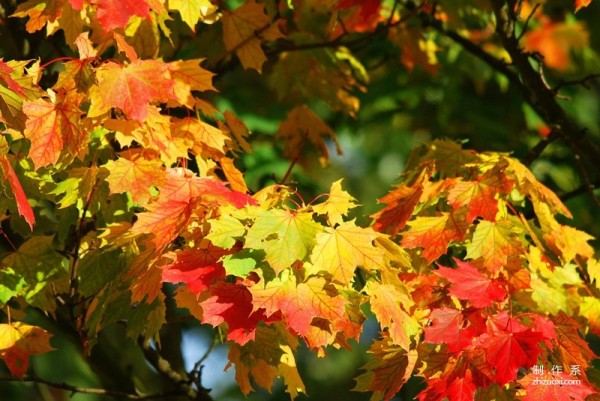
(516, 3), (540, 41)
(554, 73), (600, 92)
(279, 132), (308, 185)
(0, 376), (185, 400)
(523, 130), (560, 165)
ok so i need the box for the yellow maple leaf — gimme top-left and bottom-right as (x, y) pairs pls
(169, 0), (217, 31)
(0, 322), (53, 377)
(222, 1), (284, 72)
(168, 59), (215, 108)
(307, 221), (385, 285)
(312, 179), (357, 226)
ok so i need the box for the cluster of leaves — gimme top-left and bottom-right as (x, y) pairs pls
(0, 0), (599, 400)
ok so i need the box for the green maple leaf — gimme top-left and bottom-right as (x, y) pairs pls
(244, 209), (323, 275)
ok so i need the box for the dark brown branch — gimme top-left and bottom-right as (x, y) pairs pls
(140, 340), (212, 401)
(490, 0), (600, 165)
(523, 130), (560, 166)
(0, 376), (185, 400)
(560, 180), (600, 202)
(554, 73), (600, 92)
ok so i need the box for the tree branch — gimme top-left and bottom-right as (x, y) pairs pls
(489, 0), (600, 158)
(0, 376), (185, 400)
(139, 340), (212, 401)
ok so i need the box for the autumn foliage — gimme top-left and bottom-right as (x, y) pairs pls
(0, 0), (599, 400)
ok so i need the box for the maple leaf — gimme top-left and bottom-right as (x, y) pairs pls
(336, 0), (381, 20)
(161, 242), (227, 295)
(157, 168), (254, 208)
(249, 274), (361, 349)
(103, 152), (168, 205)
(553, 314), (597, 372)
(503, 157), (572, 218)
(0, 322), (53, 377)
(222, 1), (284, 72)
(173, 285), (205, 321)
(92, 0), (151, 32)
(169, 0), (217, 31)
(424, 308), (474, 353)
(23, 94), (85, 169)
(519, 371), (596, 400)
(45, 1), (84, 45)
(0, 154), (35, 230)
(171, 117), (228, 157)
(220, 157), (248, 193)
(390, 26), (439, 75)
(477, 329), (543, 384)
(244, 208), (323, 275)
(306, 221), (385, 285)
(580, 296), (600, 336)
(90, 60), (175, 122)
(372, 171), (427, 235)
(435, 259), (507, 308)
(365, 281), (420, 350)
(74, 32), (97, 60)
(201, 281), (267, 345)
(446, 169), (513, 223)
(50, 166), (98, 209)
(276, 105), (342, 167)
(206, 212), (247, 250)
(0, 60), (26, 97)
(11, 0), (65, 33)
(168, 59), (215, 108)
(575, 0), (593, 11)
(447, 370), (476, 401)
(466, 219), (524, 273)
(353, 338), (418, 401)
(523, 20), (589, 71)
(131, 199), (194, 250)
(224, 324), (304, 397)
(311, 179), (358, 226)
(400, 212), (468, 263)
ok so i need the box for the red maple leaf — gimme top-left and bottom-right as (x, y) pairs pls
(161, 245), (228, 295)
(477, 329), (543, 384)
(0, 60), (25, 96)
(435, 259), (507, 308)
(200, 282), (267, 345)
(159, 168), (254, 208)
(0, 156), (35, 230)
(336, 0), (381, 19)
(416, 377), (448, 401)
(447, 370), (476, 401)
(92, 0), (151, 32)
(424, 308), (486, 354)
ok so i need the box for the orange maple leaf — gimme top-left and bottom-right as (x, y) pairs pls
(23, 94), (85, 169)
(400, 211), (468, 262)
(91, 60), (175, 122)
(523, 20), (589, 71)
